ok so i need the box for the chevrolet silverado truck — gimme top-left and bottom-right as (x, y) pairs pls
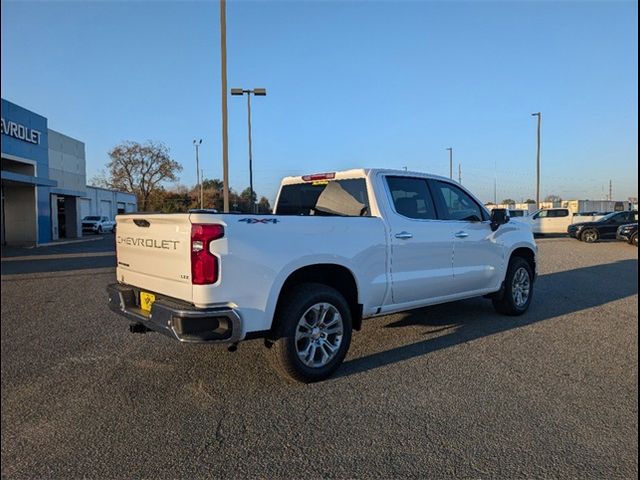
(107, 169), (537, 382)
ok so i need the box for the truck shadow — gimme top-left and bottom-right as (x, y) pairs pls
(337, 259), (638, 378)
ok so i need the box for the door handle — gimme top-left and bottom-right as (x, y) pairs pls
(455, 231), (469, 238)
(395, 231), (413, 240)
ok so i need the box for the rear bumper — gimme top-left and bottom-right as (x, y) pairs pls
(107, 283), (243, 343)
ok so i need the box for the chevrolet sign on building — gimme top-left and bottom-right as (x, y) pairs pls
(1, 98), (137, 246)
(0, 118), (42, 145)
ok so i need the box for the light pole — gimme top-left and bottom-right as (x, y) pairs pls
(193, 139), (203, 209)
(531, 112), (541, 208)
(220, 0), (230, 212)
(446, 147), (453, 179)
(231, 87), (266, 213)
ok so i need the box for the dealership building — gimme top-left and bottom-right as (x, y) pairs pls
(1, 98), (136, 246)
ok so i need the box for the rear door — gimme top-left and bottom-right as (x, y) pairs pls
(115, 214), (194, 302)
(547, 209), (571, 233)
(428, 180), (503, 294)
(383, 175), (455, 304)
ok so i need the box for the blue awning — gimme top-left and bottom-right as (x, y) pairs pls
(0, 170), (58, 187)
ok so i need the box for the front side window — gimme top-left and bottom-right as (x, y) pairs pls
(385, 176), (436, 220)
(431, 181), (485, 222)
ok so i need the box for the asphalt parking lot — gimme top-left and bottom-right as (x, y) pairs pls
(1, 237), (637, 479)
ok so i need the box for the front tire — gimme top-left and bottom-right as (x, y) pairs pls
(265, 283), (352, 383)
(631, 233), (638, 247)
(492, 257), (534, 316)
(581, 228), (599, 243)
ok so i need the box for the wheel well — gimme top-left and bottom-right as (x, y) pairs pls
(274, 264), (362, 332)
(510, 247), (536, 275)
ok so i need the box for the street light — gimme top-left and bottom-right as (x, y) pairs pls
(193, 139), (203, 209)
(231, 87), (267, 213)
(531, 112), (541, 208)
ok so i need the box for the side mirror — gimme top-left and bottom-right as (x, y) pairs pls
(490, 208), (510, 232)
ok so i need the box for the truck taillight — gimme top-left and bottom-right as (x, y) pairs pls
(191, 224), (224, 285)
(302, 172), (335, 182)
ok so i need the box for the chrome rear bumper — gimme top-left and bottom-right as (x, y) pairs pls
(107, 283), (243, 343)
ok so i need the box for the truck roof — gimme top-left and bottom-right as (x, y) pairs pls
(280, 168), (456, 185)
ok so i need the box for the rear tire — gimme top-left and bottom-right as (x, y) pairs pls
(492, 257), (534, 316)
(264, 283), (352, 383)
(581, 228), (599, 243)
(632, 233), (638, 247)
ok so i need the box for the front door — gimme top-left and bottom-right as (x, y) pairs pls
(429, 180), (503, 294)
(384, 175), (455, 304)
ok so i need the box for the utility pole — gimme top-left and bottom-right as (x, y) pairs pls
(609, 180), (612, 201)
(220, 0), (230, 212)
(494, 160), (497, 205)
(458, 163), (462, 184)
(193, 139), (203, 209)
(446, 147), (453, 179)
(531, 112), (541, 208)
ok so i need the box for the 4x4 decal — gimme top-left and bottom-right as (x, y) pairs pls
(238, 218), (280, 224)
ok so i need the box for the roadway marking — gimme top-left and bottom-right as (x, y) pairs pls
(1, 251), (115, 262)
(0, 267), (116, 281)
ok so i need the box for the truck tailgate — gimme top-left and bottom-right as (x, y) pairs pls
(115, 214), (193, 302)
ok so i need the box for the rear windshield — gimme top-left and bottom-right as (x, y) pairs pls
(275, 179), (370, 216)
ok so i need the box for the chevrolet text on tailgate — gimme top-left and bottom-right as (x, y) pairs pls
(108, 168), (537, 383)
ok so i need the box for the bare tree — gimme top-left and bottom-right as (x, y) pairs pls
(94, 141), (182, 211)
(544, 194), (563, 204)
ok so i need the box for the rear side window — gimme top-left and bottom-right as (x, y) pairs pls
(548, 209), (569, 218)
(276, 179), (370, 216)
(430, 180), (486, 222)
(385, 177), (436, 220)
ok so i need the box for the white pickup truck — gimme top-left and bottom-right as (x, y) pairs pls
(82, 215), (116, 234)
(525, 208), (606, 235)
(108, 168), (537, 382)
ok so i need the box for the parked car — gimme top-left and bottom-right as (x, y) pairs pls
(82, 216), (116, 234)
(526, 208), (605, 235)
(567, 211), (639, 243)
(616, 223), (638, 246)
(107, 168), (537, 383)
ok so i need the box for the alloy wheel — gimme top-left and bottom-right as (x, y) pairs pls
(295, 302), (344, 368)
(511, 267), (531, 308)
